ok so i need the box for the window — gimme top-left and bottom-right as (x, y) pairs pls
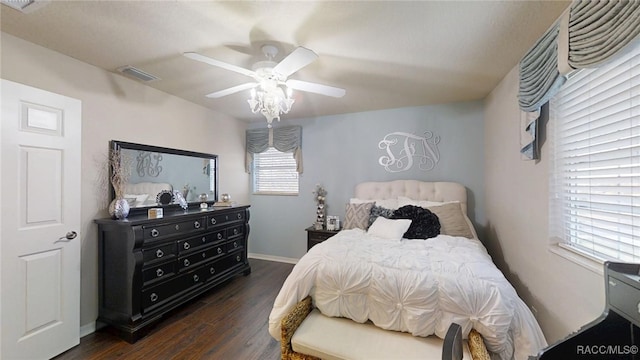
(252, 147), (299, 195)
(550, 41), (640, 263)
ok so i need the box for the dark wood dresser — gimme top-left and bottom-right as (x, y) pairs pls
(95, 205), (251, 342)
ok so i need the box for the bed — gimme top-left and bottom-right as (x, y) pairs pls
(269, 180), (547, 360)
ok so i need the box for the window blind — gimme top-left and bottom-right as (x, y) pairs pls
(252, 147), (299, 194)
(550, 41), (640, 262)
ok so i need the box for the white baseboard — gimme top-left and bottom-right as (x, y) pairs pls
(80, 322), (96, 338)
(248, 253), (298, 264)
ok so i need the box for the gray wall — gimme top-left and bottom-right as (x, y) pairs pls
(248, 101), (485, 260)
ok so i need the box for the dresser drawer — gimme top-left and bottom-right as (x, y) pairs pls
(142, 271), (203, 312)
(207, 210), (245, 228)
(178, 245), (225, 270)
(143, 217), (206, 240)
(177, 231), (225, 254)
(228, 251), (246, 268)
(142, 243), (177, 264)
(308, 231), (334, 242)
(226, 238), (244, 253)
(142, 261), (176, 286)
(227, 225), (244, 239)
(203, 257), (226, 282)
(608, 276), (640, 325)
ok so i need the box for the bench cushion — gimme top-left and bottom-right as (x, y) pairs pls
(291, 310), (472, 360)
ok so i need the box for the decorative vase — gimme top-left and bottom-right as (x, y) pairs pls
(109, 198), (130, 220)
(221, 193), (231, 202)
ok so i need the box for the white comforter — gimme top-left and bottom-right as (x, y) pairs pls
(268, 229), (547, 360)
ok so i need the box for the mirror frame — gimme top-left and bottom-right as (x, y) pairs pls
(110, 140), (219, 215)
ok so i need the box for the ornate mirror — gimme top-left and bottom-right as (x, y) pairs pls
(110, 140), (218, 214)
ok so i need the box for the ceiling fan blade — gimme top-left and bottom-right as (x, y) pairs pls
(184, 52), (255, 77)
(273, 47), (318, 77)
(286, 79), (346, 98)
(205, 82), (258, 98)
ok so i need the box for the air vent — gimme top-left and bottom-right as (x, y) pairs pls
(117, 66), (160, 83)
(1, 0), (50, 13)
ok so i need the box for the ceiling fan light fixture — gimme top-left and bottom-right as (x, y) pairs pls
(247, 81), (295, 128)
(184, 44), (344, 128)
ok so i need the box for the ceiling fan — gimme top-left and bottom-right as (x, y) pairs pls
(184, 45), (346, 126)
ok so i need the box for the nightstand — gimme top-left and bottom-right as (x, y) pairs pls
(305, 226), (339, 251)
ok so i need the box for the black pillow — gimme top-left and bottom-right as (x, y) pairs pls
(368, 205), (394, 228)
(392, 205), (441, 239)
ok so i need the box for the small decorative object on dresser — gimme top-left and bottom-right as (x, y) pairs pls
(108, 148), (133, 220)
(95, 205), (251, 342)
(156, 189), (174, 206)
(305, 226), (339, 250)
(326, 215), (340, 231)
(213, 193), (236, 207)
(173, 191), (188, 210)
(313, 184), (327, 230)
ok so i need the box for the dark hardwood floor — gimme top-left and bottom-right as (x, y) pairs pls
(54, 259), (294, 360)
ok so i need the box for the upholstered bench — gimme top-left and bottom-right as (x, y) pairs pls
(281, 296), (491, 360)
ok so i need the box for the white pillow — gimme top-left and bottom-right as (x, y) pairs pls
(367, 217), (412, 240)
(350, 198), (399, 210)
(397, 196), (444, 208)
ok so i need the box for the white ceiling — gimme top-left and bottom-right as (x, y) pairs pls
(0, 0), (569, 123)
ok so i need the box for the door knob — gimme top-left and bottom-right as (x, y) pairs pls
(55, 231), (77, 243)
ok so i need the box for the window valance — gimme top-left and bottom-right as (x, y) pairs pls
(568, 0), (640, 68)
(517, 0), (640, 160)
(245, 125), (303, 173)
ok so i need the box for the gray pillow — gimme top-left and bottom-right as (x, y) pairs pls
(427, 202), (474, 238)
(368, 205), (394, 228)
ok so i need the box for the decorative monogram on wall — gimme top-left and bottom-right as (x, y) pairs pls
(378, 131), (441, 172)
(136, 151), (163, 177)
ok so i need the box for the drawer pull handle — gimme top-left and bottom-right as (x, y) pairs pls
(193, 274), (199, 282)
(201, 236), (206, 243)
(236, 255), (241, 262)
(151, 229), (159, 238)
(225, 215), (229, 221)
(202, 252), (206, 258)
(210, 267), (216, 274)
(237, 213), (242, 219)
(175, 224), (180, 231)
(156, 249), (164, 258)
(217, 233), (223, 240)
(194, 221), (201, 229)
(233, 229), (238, 235)
(156, 268), (164, 277)
(217, 247), (223, 254)
(183, 242), (190, 250)
(184, 259), (191, 267)
(150, 293), (158, 302)
(233, 241), (238, 248)
(211, 218), (217, 225)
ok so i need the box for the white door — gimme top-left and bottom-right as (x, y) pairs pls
(1, 79), (81, 359)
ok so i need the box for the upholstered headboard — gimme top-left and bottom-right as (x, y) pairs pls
(354, 180), (468, 214)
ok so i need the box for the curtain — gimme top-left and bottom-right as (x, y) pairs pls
(518, 19), (568, 160)
(245, 125), (303, 173)
(517, 0), (640, 160)
(568, 0), (640, 68)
